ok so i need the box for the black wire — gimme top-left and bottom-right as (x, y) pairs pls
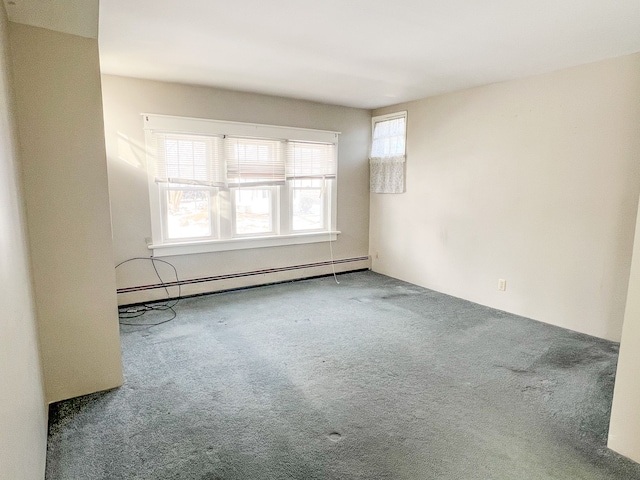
(118, 306), (177, 327)
(116, 257), (181, 327)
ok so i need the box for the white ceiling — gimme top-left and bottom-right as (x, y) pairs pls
(6, 1), (640, 109)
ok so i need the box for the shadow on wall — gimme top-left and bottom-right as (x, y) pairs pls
(116, 131), (146, 170)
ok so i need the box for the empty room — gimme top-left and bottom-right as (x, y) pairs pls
(2, 0), (640, 479)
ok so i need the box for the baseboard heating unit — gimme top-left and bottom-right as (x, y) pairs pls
(116, 256), (371, 305)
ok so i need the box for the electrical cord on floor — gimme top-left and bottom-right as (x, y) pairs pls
(116, 257), (181, 327)
(328, 231), (340, 285)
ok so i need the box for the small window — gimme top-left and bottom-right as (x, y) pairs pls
(370, 111), (407, 194)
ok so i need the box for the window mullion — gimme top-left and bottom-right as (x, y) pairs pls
(281, 182), (292, 235)
(219, 189), (233, 240)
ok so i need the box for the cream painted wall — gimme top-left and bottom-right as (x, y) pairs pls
(370, 53), (640, 342)
(610, 196), (640, 462)
(101, 75), (371, 304)
(9, 23), (123, 403)
(0, 5), (47, 480)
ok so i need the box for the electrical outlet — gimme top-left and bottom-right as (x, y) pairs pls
(498, 279), (507, 291)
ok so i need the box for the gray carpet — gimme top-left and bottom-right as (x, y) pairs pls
(46, 271), (640, 479)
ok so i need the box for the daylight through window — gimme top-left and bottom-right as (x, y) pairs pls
(370, 111), (407, 194)
(144, 114), (339, 256)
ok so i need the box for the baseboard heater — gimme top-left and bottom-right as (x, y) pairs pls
(116, 256), (370, 295)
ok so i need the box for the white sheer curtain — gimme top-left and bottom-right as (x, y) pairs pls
(370, 114), (406, 193)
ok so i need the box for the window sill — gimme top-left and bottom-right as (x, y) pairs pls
(148, 231), (340, 257)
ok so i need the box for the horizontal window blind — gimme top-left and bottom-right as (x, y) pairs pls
(155, 133), (225, 187)
(225, 137), (286, 187)
(286, 141), (336, 180)
(147, 115), (339, 189)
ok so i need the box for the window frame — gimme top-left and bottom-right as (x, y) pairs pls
(143, 114), (339, 257)
(370, 111), (408, 194)
(289, 178), (330, 233)
(231, 185), (279, 238)
(370, 111), (407, 159)
(160, 183), (219, 242)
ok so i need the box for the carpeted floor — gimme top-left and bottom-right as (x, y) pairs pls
(46, 271), (640, 479)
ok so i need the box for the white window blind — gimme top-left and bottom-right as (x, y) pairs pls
(225, 137), (285, 187)
(370, 112), (407, 194)
(286, 141), (337, 180)
(155, 133), (225, 187)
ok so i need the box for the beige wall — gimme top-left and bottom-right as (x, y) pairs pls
(610, 195), (640, 462)
(9, 23), (123, 403)
(101, 75), (371, 304)
(371, 53), (640, 341)
(0, 6), (47, 479)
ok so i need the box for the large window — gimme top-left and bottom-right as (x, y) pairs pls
(144, 114), (339, 256)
